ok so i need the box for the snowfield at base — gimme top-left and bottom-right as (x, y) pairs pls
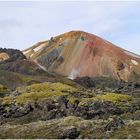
(131, 60), (138, 65)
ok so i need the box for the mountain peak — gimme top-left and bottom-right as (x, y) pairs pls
(23, 31), (140, 82)
(59, 30), (97, 39)
(63, 30), (88, 35)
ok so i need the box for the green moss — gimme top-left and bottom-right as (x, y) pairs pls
(95, 93), (132, 103)
(15, 82), (79, 105)
(15, 91), (66, 105)
(68, 97), (79, 104)
(2, 96), (13, 105)
(20, 82), (78, 93)
(2, 82), (78, 105)
(78, 98), (92, 106)
(62, 116), (83, 125)
(50, 82), (78, 92)
(0, 84), (8, 94)
(79, 93), (132, 106)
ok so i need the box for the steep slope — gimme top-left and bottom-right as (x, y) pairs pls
(23, 31), (140, 82)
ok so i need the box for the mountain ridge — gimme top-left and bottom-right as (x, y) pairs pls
(23, 30), (140, 82)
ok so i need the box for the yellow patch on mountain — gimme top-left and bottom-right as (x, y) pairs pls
(0, 52), (9, 62)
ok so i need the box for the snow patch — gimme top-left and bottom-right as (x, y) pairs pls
(131, 59), (138, 65)
(36, 62), (47, 71)
(124, 51), (140, 59)
(23, 49), (31, 54)
(68, 69), (80, 80)
(33, 44), (45, 52)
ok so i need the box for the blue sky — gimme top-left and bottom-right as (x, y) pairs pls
(0, 1), (140, 54)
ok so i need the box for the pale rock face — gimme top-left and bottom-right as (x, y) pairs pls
(131, 60), (138, 65)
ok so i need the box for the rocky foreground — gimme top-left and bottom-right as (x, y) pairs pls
(0, 78), (140, 139)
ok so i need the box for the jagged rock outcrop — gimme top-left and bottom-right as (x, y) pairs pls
(0, 48), (50, 75)
(0, 48), (26, 63)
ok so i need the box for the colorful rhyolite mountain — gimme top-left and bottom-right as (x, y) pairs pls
(23, 31), (140, 82)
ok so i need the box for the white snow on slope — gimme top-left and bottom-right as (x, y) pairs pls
(23, 49), (31, 54)
(33, 44), (45, 52)
(36, 62), (47, 71)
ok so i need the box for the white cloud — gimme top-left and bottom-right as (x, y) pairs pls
(0, 1), (139, 54)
